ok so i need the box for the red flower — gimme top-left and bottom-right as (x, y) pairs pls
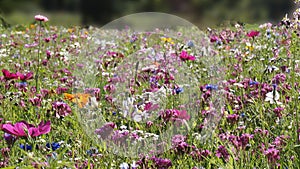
(2, 69), (18, 80)
(246, 31), (260, 38)
(1, 120), (51, 137)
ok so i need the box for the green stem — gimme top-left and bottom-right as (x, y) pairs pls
(35, 21), (42, 93)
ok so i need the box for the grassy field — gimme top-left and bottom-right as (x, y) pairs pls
(0, 4), (300, 169)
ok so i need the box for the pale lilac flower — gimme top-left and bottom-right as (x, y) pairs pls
(35, 15), (49, 22)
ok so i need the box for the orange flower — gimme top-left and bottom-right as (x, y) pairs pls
(63, 93), (90, 108)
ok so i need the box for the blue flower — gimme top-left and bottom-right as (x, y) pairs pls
(19, 81), (28, 87)
(205, 84), (218, 90)
(46, 142), (60, 151)
(249, 81), (258, 85)
(174, 87), (184, 94)
(20, 144), (32, 151)
(240, 112), (246, 118)
(187, 41), (194, 48)
(87, 147), (98, 156)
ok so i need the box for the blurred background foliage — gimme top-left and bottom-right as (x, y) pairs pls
(0, 0), (296, 28)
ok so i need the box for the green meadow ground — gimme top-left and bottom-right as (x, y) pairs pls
(0, 7), (300, 169)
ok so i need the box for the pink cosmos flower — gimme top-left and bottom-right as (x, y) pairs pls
(35, 15), (49, 22)
(246, 30), (260, 38)
(179, 50), (195, 61)
(16, 72), (34, 81)
(1, 120), (51, 137)
(2, 69), (18, 80)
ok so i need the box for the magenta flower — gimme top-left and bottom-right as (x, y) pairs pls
(246, 30), (260, 38)
(151, 157), (172, 169)
(1, 120), (51, 137)
(35, 15), (49, 22)
(210, 35), (220, 42)
(179, 50), (195, 61)
(52, 101), (72, 117)
(264, 147), (280, 163)
(226, 114), (239, 123)
(216, 145), (230, 162)
(16, 72), (34, 81)
(2, 69), (18, 80)
(172, 109), (190, 121)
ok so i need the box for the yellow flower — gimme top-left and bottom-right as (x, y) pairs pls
(161, 37), (174, 44)
(245, 42), (254, 51)
(30, 24), (35, 29)
(68, 28), (75, 33)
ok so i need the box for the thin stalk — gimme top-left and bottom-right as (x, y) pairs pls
(35, 21), (42, 93)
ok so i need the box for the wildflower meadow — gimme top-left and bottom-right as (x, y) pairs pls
(1, 1), (300, 169)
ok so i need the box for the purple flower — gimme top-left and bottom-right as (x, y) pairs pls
(4, 133), (16, 145)
(95, 122), (116, 140)
(272, 73), (286, 84)
(273, 107), (284, 118)
(190, 149), (211, 161)
(264, 147), (280, 163)
(151, 157), (172, 169)
(52, 101), (72, 117)
(238, 133), (253, 149)
(226, 114), (239, 123)
(216, 145), (230, 162)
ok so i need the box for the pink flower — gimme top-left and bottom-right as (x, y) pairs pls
(2, 69), (18, 80)
(246, 30), (260, 38)
(179, 50), (196, 61)
(35, 15), (49, 22)
(1, 120), (51, 137)
(16, 72), (34, 81)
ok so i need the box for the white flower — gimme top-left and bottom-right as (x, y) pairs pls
(265, 90), (282, 104)
(131, 161), (139, 169)
(120, 162), (129, 169)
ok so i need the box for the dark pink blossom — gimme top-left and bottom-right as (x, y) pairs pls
(246, 30), (260, 38)
(16, 72), (33, 81)
(179, 50), (195, 61)
(1, 120), (51, 137)
(2, 69), (18, 80)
